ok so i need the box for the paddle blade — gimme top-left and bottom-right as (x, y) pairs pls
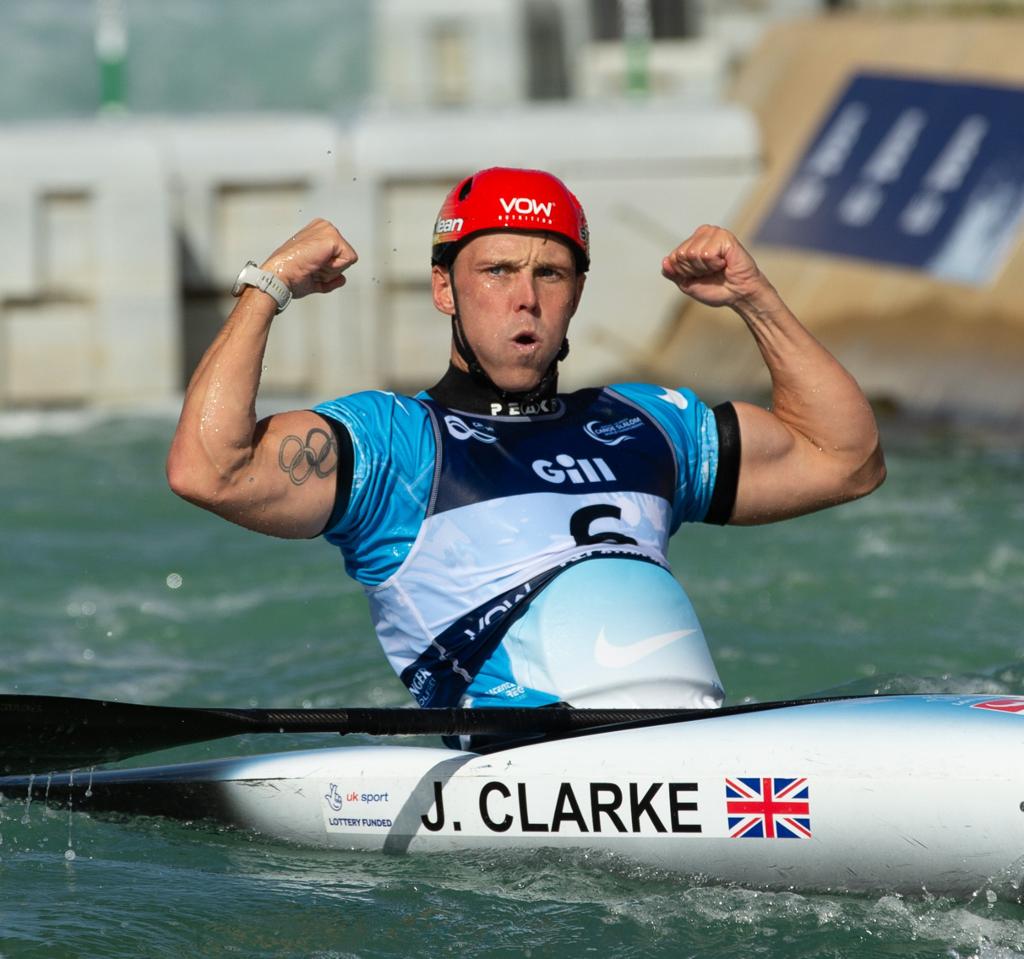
(0, 696), (250, 774)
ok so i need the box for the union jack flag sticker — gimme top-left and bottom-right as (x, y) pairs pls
(726, 777), (811, 839)
(970, 698), (1024, 714)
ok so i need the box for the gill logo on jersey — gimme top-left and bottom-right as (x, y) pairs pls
(532, 454), (616, 485)
(444, 415), (498, 444)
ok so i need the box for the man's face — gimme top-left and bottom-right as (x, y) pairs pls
(432, 231), (586, 393)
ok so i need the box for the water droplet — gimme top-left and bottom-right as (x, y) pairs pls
(986, 889), (998, 904)
(166, 573), (183, 590)
(64, 848), (76, 862)
(21, 774), (34, 824)
(82, 648), (95, 662)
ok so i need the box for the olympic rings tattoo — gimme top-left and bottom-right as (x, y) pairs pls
(278, 428), (337, 485)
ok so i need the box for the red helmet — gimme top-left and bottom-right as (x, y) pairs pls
(431, 167), (590, 271)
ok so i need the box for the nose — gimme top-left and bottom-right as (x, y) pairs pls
(513, 272), (540, 313)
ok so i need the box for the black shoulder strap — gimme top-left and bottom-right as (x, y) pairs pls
(704, 402), (740, 525)
(311, 412), (355, 537)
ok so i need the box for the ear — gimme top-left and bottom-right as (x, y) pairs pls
(432, 264), (455, 316)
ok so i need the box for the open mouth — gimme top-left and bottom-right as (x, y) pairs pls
(513, 332), (539, 347)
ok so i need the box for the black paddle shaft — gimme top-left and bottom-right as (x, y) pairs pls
(0, 693), (846, 775)
(0, 695), (686, 774)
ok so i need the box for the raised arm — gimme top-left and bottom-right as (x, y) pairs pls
(166, 219), (358, 538)
(662, 225), (885, 525)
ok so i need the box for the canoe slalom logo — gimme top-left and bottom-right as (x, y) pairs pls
(726, 776), (811, 839)
(583, 416), (643, 446)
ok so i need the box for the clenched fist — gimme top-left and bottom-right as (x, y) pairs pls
(661, 225), (768, 309)
(261, 219), (359, 300)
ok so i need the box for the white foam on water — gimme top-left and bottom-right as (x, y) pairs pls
(0, 408), (108, 439)
(0, 404), (183, 440)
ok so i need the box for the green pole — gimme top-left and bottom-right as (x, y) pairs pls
(622, 0), (651, 97)
(96, 0), (127, 112)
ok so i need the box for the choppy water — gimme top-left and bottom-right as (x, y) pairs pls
(1, 410), (1023, 958)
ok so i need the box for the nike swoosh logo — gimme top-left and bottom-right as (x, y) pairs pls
(594, 628), (697, 669)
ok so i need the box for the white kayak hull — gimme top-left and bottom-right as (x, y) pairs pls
(5, 694), (1024, 895)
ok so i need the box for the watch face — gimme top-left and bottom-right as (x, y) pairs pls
(230, 263), (289, 312)
(232, 262), (258, 297)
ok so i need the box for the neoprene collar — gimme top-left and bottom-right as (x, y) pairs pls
(426, 363), (561, 417)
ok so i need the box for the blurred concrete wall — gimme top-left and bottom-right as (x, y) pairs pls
(0, 123), (177, 407)
(650, 14), (1024, 421)
(0, 103), (758, 408)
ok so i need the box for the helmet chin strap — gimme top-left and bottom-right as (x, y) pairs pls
(449, 278), (567, 406)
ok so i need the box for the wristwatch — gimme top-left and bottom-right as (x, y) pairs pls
(231, 261), (292, 314)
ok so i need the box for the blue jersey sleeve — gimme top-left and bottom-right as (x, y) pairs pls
(609, 383), (719, 531)
(313, 391), (436, 586)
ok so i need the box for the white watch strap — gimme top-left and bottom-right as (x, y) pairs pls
(232, 261), (292, 314)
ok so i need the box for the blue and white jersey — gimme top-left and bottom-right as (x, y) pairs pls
(315, 384), (724, 711)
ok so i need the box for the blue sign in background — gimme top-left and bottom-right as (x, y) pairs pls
(754, 72), (1024, 286)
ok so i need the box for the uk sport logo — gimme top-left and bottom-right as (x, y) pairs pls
(324, 783), (345, 812)
(726, 777), (812, 839)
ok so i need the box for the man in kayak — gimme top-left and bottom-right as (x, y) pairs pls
(167, 167), (885, 718)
